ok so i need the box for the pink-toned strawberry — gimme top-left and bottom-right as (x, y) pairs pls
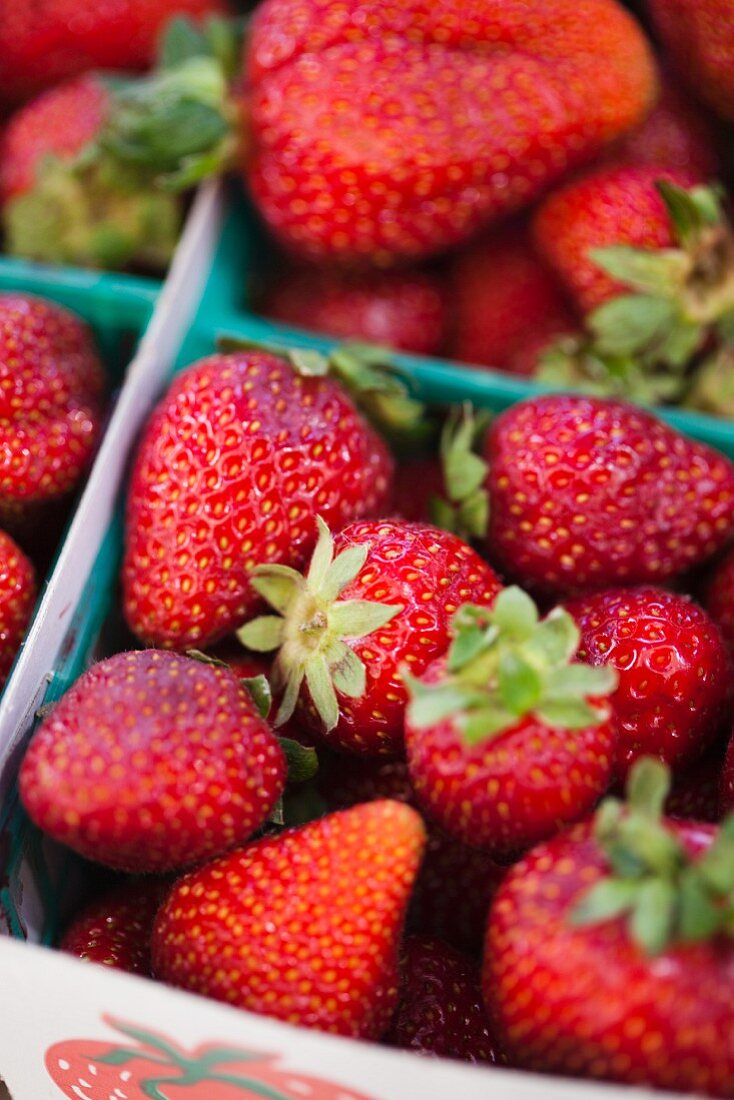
(0, 529), (36, 688)
(565, 586), (731, 778)
(59, 877), (171, 975)
(484, 394), (734, 598)
(405, 588), (617, 858)
(19, 650), (286, 872)
(702, 547), (734, 655)
(449, 226), (578, 376)
(152, 800), (426, 1039)
(0, 75), (180, 268)
(239, 517), (502, 756)
(721, 732), (734, 815)
(260, 266), (448, 356)
(485, 759), (734, 1095)
(385, 936), (500, 1063)
(123, 350), (394, 650)
(648, 1), (734, 122)
(615, 79), (722, 178)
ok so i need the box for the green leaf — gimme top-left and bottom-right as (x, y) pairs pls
(278, 737), (319, 784)
(589, 294), (678, 356)
(185, 648), (229, 669)
(329, 599), (403, 639)
(319, 543), (369, 602)
(626, 757), (671, 820)
(287, 348), (330, 377)
(697, 815), (734, 894)
(657, 317), (703, 366)
(490, 587), (539, 641)
(570, 877), (638, 927)
(273, 662), (304, 727)
(406, 680), (477, 729)
(542, 663), (617, 700)
(242, 674), (272, 719)
(160, 16), (210, 69)
(306, 517), (335, 591)
(657, 180), (723, 244)
(282, 782), (329, 827)
(678, 868), (722, 942)
(629, 878), (677, 955)
(498, 649), (543, 715)
(441, 405), (489, 503)
(248, 565), (304, 614)
(457, 488), (489, 541)
(718, 309), (734, 344)
(237, 616), (284, 653)
(305, 654), (340, 731)
(461, 703), (517, 745)
(527, 609), (580, 665)
(535, 698), (604, 729)
(447, 604), (497, 672)
(267, 796), (285, 827)
(588, 247), (687, 297)
(328, 641), (366, 699)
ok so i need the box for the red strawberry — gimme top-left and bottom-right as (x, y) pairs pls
(318, 752), (415, 810)
(152, 800), (426, 1039)
(241, 0), (657, 265)
(721, 732), (734, 816)
(648, 1), (734, 122)
(0, 529), (36, 687)
(484, 759), (734, 1095)
(59, 878), (171, 975)
(449, 225), (578, 376)
(666, 746), (725, 823)
(565, 586), (731, 778)
(239, 518), (502, 756)
(0, 76), (180, 268)
(123, 351), (394, 650)
(484, 394), (734, 598)
(260, 265), (448, 356)
(19, 649), (286, 872)
(385, 936), (499, 1063)
(0, 0), (229, 107)
(615, 79), (722, 178)
(404, 588), (617, 858)
(702, 547), (734, 655)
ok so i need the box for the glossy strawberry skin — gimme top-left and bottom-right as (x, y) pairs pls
(484, 395), (734, 599)
(702, 547), (734, 655)
(19, 650), (286, 873)
(485, 820), (734, 1096)
(385, 936), (499, 1063)
(648, 1), (734, 122)
(152, 800), (426, 1039)
(566, 587), (731, 778)
(244, 0), (657, 265)
(533, 164), (698, 314)
(0, 530), (36, 687)
(261, 266), (448, 356)
(0, 0), (230, 107)
(123, 352), (393, 649)
(296, 521), (503, 756)
(59, 878), (171, 975)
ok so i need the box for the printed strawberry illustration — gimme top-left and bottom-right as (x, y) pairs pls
(46, 1017), (377, 1099)
(485, 758), (734, 1095)
(123, 350), (394, 650)
(484, 394), (734, 598)
(648, 0), (734, 122)
(239, 517), (502, 756)
(152, 801), (426, 1038)
(19, 650), (286, 872)
(404, 587), (617, 858)
(59, 878), (172, 975)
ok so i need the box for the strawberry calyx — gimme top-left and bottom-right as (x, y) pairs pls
(536, 333), (688, 405)
(571, 758), (734, 954)
(405, 588), (617, 745)
(237, 517), (403, 731)
(429, 404), (491, 541)
(684, 343), (734, 416)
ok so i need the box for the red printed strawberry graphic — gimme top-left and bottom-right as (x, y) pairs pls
(46, 1017), (377, 1099)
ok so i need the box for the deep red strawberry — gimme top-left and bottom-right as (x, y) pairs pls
(666, 746), (725, 823)
(260, 266), (448, 356)
(0, 529), (36, 688)
(484, 394), (734, 598)
(615, 79), (722, 178)
(565, 586), (731, 778)
(385, 936), (499, 1063)
(405, 588), (617, 858)
(721, 732), (734, 816)
(59, 877), (171, 975)
(648, 1), (734, 122)
(152, 800), (426, 1039)
(449, 225), (578, 376)
(239, 518), (502, 756)
(123, 350), (394, 650)
(484, 759), (734, 1096)
(19, 649), (286, 872)
(702, 547), (734, 655)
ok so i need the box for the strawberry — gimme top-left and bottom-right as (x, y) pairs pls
(260, 265), (448, 356)
(484, 394), (734, 598)
(615, 79), (722, 178)
(484, 759), (734, 1095)
(385, 936), (499, 1063)
(702, 547), (734, 655)
(565, 586), (731, 778)
(666, 747), (724, 823)
(122, 350), (394, 650)
(648, 1), (734, 122)
(0, 529), (36, 688)
(152, 800), (426, 1039)
(404, 588), (617, 858)
(59, 877), (171, 975)
(19, 649), (286, 872)
(0, 75), (180, 268)
(721, 732), (734, 816)
(239, 517), (502, 756)
(0, 0), (229, 107)
(448, 225), (578, 376)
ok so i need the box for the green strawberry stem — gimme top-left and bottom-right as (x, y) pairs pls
(405, 587), (617, 744)
(237, 517), (403, 730)
(536, 333), (690, 405)
(429, 404), (491, 540)
(571, 758), (734, 954)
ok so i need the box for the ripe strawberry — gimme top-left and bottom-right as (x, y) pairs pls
(666, 746), (725, 823)
(239, 517), (502, 756)
(152, 800), (426, 1039)
(448, 225), (578, 376)
(0, 529), (36, 688)
(648, 1), (734, 122)
(404, 588), (617, 858)
(702, 547), (734, 655)
(123, 350), (394, 650)
(484, 394), (734, 598)
(0, 76), (180, 268)
(565, 586), (731, 778)
(615, 79), (722, 178)
(721, 732), (734, 816)
(260, 266), (448, 356)
(385, 936), (499, 1063)
(59, 877), (171, 975)
(19, 650), (286, 872)
(485, 759), (734, 1095)
(0, 0), (230, 107)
